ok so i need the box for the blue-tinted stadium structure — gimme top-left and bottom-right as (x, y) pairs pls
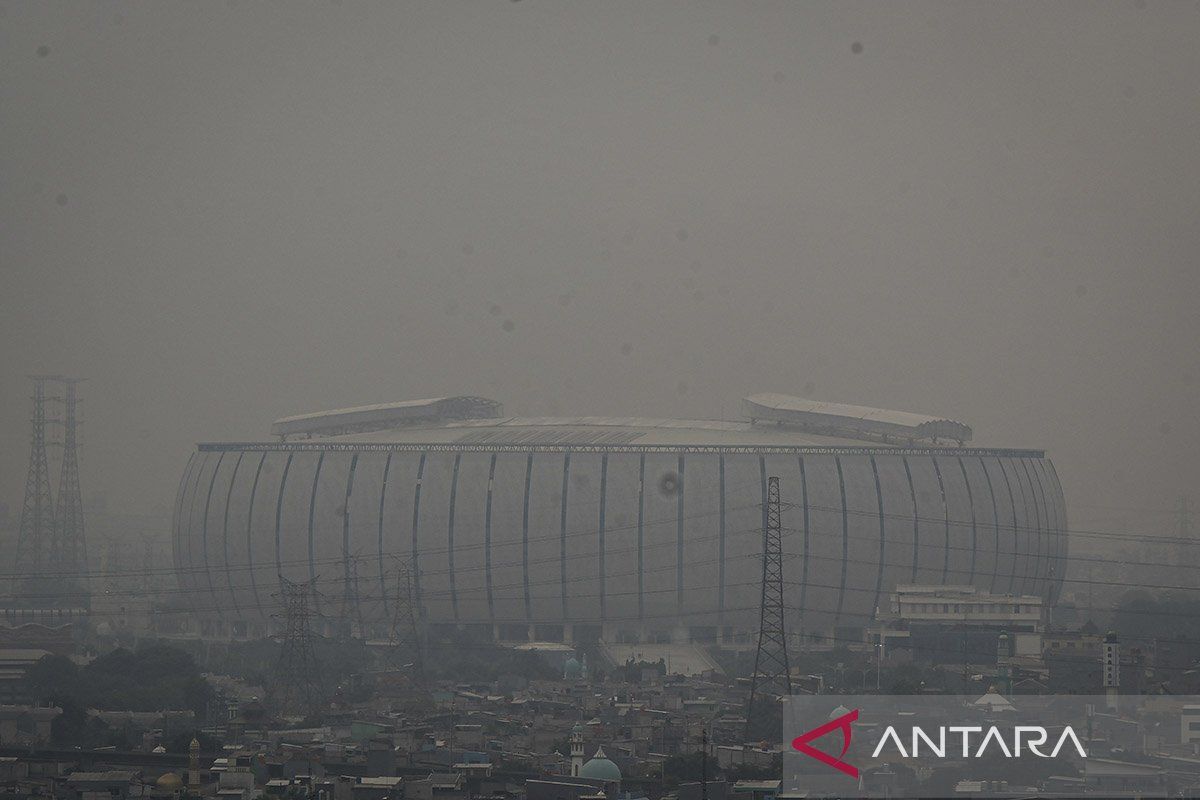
(172, 394), (1066, 642)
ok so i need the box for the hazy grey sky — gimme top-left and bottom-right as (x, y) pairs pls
(2, 1), (1197, 544)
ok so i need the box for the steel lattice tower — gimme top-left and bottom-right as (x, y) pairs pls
(338, 552), (364, 639)
(386, 559), (426, 685)
(270, 576), (326, 719)
(746, 476), (792, 740)
(14, 376), (58, 583)
(51, 379), (89, 603)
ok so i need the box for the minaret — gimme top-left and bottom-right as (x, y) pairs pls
(1103, 632), (1120, 711)
(996, 629), (1012, 695)
(570, 722), (585, 777)
(189, 736), (201, 789)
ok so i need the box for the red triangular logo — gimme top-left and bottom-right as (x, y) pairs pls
(791, 708), (859, 778)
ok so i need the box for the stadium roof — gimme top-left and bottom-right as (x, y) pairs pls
(247, 393), (990, 451)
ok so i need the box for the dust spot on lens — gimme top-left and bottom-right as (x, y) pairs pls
(501, 319), (515, 332)
(37, 45), (50, 58)
(56, 193), (69, 206)
(658, 472), (680, 497)
(488, 303), (502, 316)
(851, 41), (863, 54)
(620, 343), (633, 356)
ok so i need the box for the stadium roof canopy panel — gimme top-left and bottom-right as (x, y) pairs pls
(270, 395), (503, 439)
(741, 392), (973, 445)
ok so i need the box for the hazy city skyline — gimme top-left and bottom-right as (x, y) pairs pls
(2, 1), (1197, 547)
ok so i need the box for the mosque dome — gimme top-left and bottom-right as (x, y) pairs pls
(156, 773), (183, 790)
(564, 657), (582, 680)
(580, 747), (621, 782)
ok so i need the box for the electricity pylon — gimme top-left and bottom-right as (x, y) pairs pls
(746, 476), (792, 741)
(270, 576), (326, 719)
(51, 378), (89, 607)
(14, 376), (60, 600)
(386, 559), (426, 685)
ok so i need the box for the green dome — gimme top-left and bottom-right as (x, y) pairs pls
(580, 747), (621, 782)
(564, 657), (582, 679)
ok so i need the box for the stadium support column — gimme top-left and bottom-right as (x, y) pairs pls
(1176, 496), (1195, 586)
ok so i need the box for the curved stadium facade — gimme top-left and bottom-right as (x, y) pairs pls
(172, 394), (1066, 641)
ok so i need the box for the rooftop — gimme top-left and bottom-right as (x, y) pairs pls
(202, 394), (1033, 455)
